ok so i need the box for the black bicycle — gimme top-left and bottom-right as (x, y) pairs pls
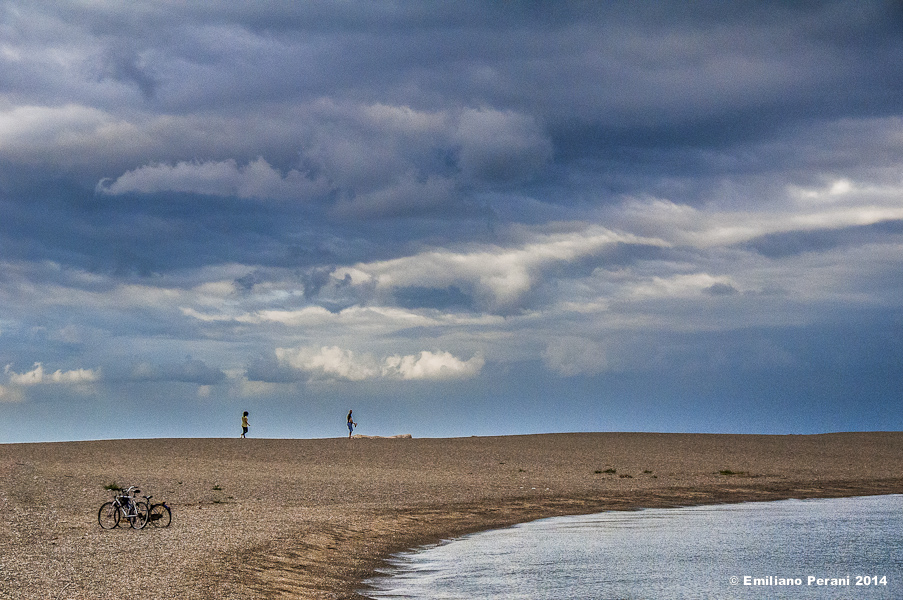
(98, 486), (149, 530)
(141, 493), (172, 528)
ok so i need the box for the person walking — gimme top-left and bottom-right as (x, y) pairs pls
(347, 409), (356, 438)
(241, 411), (249, 438)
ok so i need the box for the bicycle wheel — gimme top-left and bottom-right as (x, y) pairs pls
(98, 502), (120, 529)
(149, 503), (172, 528)
(130, 501), (150, 529)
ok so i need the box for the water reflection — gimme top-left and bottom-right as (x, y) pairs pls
(364, 495), (903, 599)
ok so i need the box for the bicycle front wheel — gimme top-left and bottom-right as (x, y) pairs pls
(149, 503), (172, 528)
(98, 502), (120, 529)
(130, 501), (150, 529)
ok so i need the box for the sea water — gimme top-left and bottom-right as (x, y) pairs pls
(362, 495), (902, 599)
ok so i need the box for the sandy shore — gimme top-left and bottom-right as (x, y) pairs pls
(1, 432), (902, 599)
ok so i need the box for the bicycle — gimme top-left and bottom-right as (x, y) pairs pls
(98, 486), (149, 530)
(141, 493), (172, 528)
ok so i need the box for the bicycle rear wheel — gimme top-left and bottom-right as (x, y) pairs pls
(149, 503), (172, 527)
(130, 501), (150, 529)
(98, 502), (120, 529)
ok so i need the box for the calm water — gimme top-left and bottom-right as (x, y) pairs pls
(362, 495), (902, 599)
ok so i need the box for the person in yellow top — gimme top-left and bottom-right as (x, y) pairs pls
(241, 411), (249, 438)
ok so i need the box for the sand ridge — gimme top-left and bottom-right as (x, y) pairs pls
(1, 432), (902, 598)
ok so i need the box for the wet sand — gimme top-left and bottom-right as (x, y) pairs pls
(1, 432), (902, 599)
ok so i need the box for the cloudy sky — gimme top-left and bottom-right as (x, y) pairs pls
(2, 1), (903, 442)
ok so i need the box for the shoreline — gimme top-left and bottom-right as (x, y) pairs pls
(346, 480), (903, 599)
(358, 491), (903, 599)
(1, 432), (902, 598)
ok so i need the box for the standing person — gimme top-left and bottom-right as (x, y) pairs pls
(241, 411), (249, 439)
(347, 409), (356, 438)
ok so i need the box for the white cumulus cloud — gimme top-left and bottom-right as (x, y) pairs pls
(383, 350), (484, 380)
(5, 363), (100, 385)
(275, 346), (483, 382)
(276, 346), (381, 382)
(96, 157), (326, 201)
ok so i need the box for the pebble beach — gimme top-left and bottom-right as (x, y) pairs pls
(2, 432), (902, 599)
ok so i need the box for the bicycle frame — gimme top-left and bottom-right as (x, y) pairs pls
(98, 485), (159, 530)
(111, 485), (148, 528)
(114, 494), (141, 520)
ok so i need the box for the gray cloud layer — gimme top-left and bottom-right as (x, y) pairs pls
(2, 1), (902, 439)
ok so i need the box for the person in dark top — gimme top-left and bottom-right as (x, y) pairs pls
(347, 409), (356, 438)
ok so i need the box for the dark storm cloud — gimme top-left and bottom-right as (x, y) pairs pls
(394, 285), (475, 311)
(8, 3), (901, 172)
(3, 0), (901, 271)
(742, 219), (903, 258)
(704, 282), (739, 296)
(299, 267), (341, 299)
(98, 46), (159, 100)
(3, 0), (901, 276)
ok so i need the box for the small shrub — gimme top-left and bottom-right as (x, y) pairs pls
(103, 482), (120, 491)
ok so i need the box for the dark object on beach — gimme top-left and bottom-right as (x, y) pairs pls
(147, 497), (172, 527)
(140, 490), (172, 528)
(98, 485), (149, 530)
